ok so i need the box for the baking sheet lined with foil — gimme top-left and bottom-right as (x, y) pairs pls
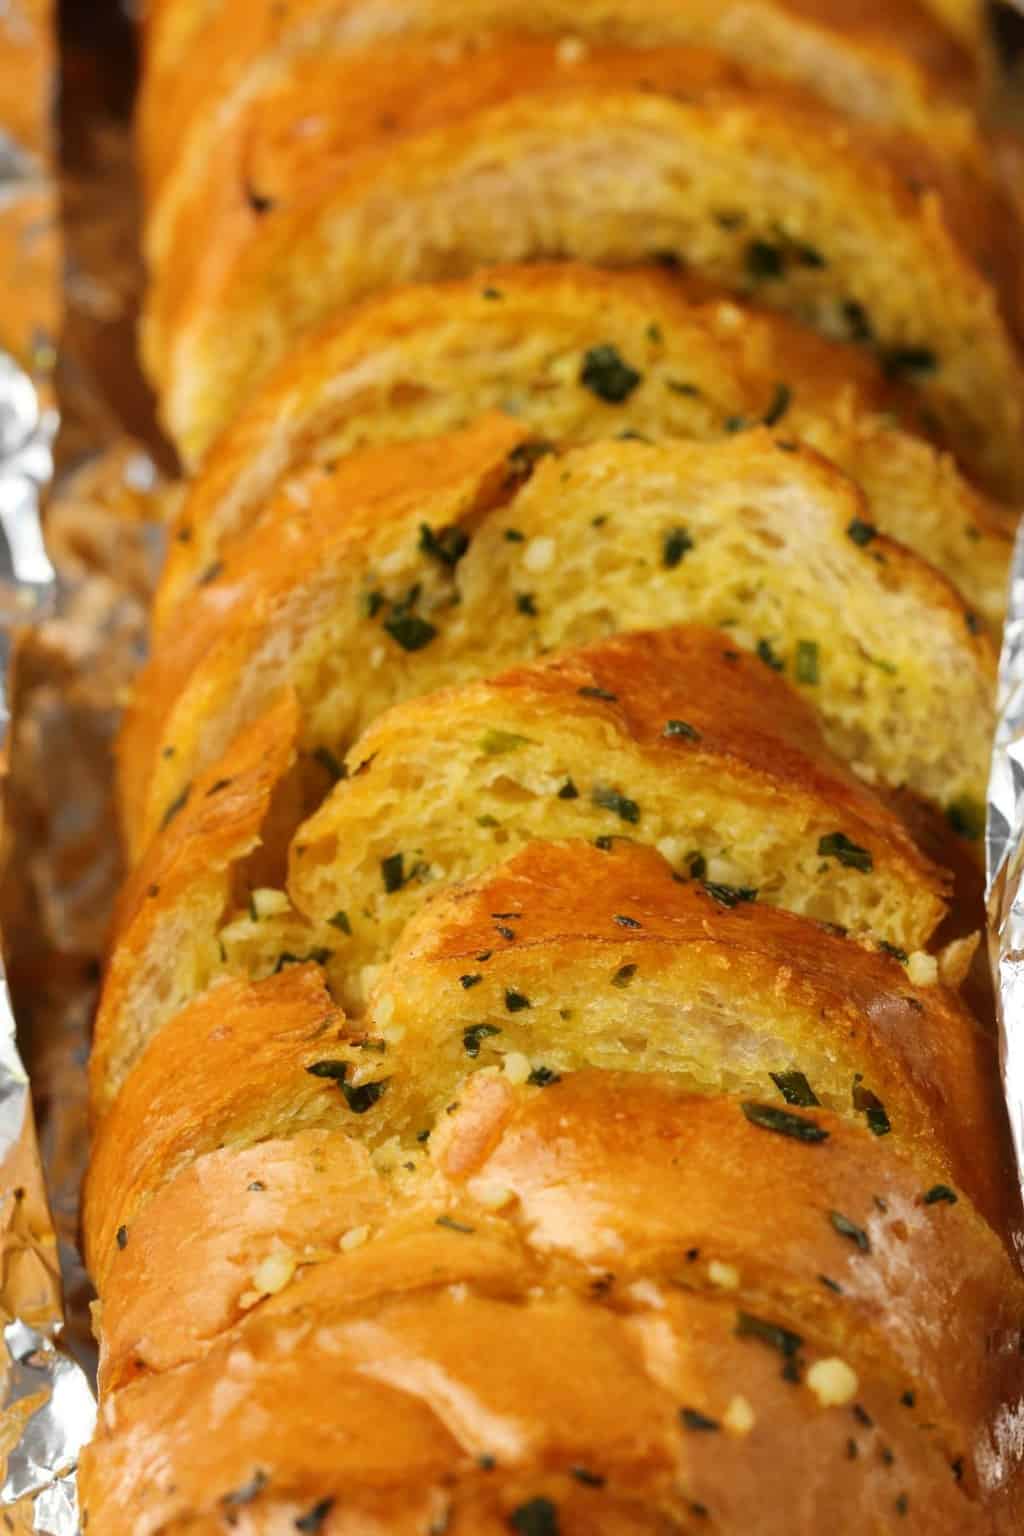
(3, 2), (1024, 1532)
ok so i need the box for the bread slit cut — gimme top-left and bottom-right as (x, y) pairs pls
(123, 422), (996, 865)
(282, 626), (949, 1005)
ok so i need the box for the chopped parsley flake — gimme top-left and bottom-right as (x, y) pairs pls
(221, 1470), (268, 1507)
(703, 881), (757, 908)
(846, 517), (878, 547)
(756, 638), (784, 672)
(580, 344), (642, 403)
(883, 346), (937, 378)
(818, 833), (873, 873)
(578, 685), (618, 701)
(557, 778), (579, 799)
(328, 910), (352, 934)
(515, 592), (537, 616)
(592, 784), (640, 823)
(159, 783), (191, 832)
(436, 1215), (475, 1235)
(736, 1310), (803, 1363)
(418, 522), (469, 567)
(680, 1407), (720, 1432)
(770, 1070), (820, 1107)
(527, 1065), (561, 1086)
(505, 989), (531, 1012)
(922, 1184), (958, 1206)
(612, 963), (638, 988)
(463, 1024), (501, 1057)
(459, 974), (483, 989)
(741, 1102), (829, 1142)
(763, 383), (792, 426)
(295, 1499), (335, 1533)
(570, 1467), (605, 1487)
(662, 527), (694, 568)
(504, 528), (525, 542)
(509, 1498), (560, 1536)
(746, 240), (785, 280)
(829, 1210), (871, 1253)
(852, 1078), (891, 1136)
(663, 719), (701, 741)
(381, 853), (405, 892)
(478, 728), (532, 756)
(613, 913), (642, 929)
(116, 1225), (128, 1250)
(383, 611), (437, 651)
(795, 640), (819, 685)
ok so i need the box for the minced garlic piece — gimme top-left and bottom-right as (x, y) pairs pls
(806, 1357), (859, 1407)
(556, 36), (588, 65)
(503, 1051), (532, 1085)
(250, 1251), (296, 1296)
(723, 1395), (756, 1434)
(339, 1225), (370, 1252)
(473, 1182), (515, 1211)
(906, 951), (938, 987)
(708, 1259), (740, 1290)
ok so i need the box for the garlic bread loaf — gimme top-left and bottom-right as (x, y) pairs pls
(82, 1), (1024, 1529)
(154, 265), (1013, 635)
(122, 421), (995, 867)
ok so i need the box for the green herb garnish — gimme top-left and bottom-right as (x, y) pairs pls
(923, 1184), (958, 1206)
(770, 1070), (820, 1107)
(611, 964), (638, 988)
(663, 719), (701, 741)
(418, 522), (469, 567)
(527, 1066), (561, 1086)
(829, 1210), (871, 1252)
(509, 1498), (560, 1536)
(463, 1023), (501, 1057)
(846, 518), (878, 547)
(680, 1407), (720, 1432)
(580, 344), (642, 403)
(329, 910), (352, 934)
(741, 1102), (829, 1142)
(381, 853), (405, 892)
(592, 784), (640, 823)
(703, 882), (757, 908)
(478, 728), (532, 756)
(763, 383), (791, 426)
(795, 640), (819, 685)
(818, 833), (873, 873)
(946, 796), (984, 842)
(756, 638), (784, 672)
(662, 528), (694, 568)
(383, 611), (437, 651)
(505, 989), (530, 1012)
(746, 240), (784, 280)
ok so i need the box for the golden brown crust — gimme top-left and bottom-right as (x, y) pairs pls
(92, 692), (301, 1115)
(81, 1221), (996, 1536)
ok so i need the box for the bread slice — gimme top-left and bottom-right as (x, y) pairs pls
(91, 691), (302, 1115)
(122, 421), (996, 865)
(282, 627), (948, 1001)
(79, 1211), (999, 1536)
(155, 265), (1012, 634)
(156, 82), (1024, 495)
(140, 0), (985, 243)
(336, 839), (1012, 1237)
